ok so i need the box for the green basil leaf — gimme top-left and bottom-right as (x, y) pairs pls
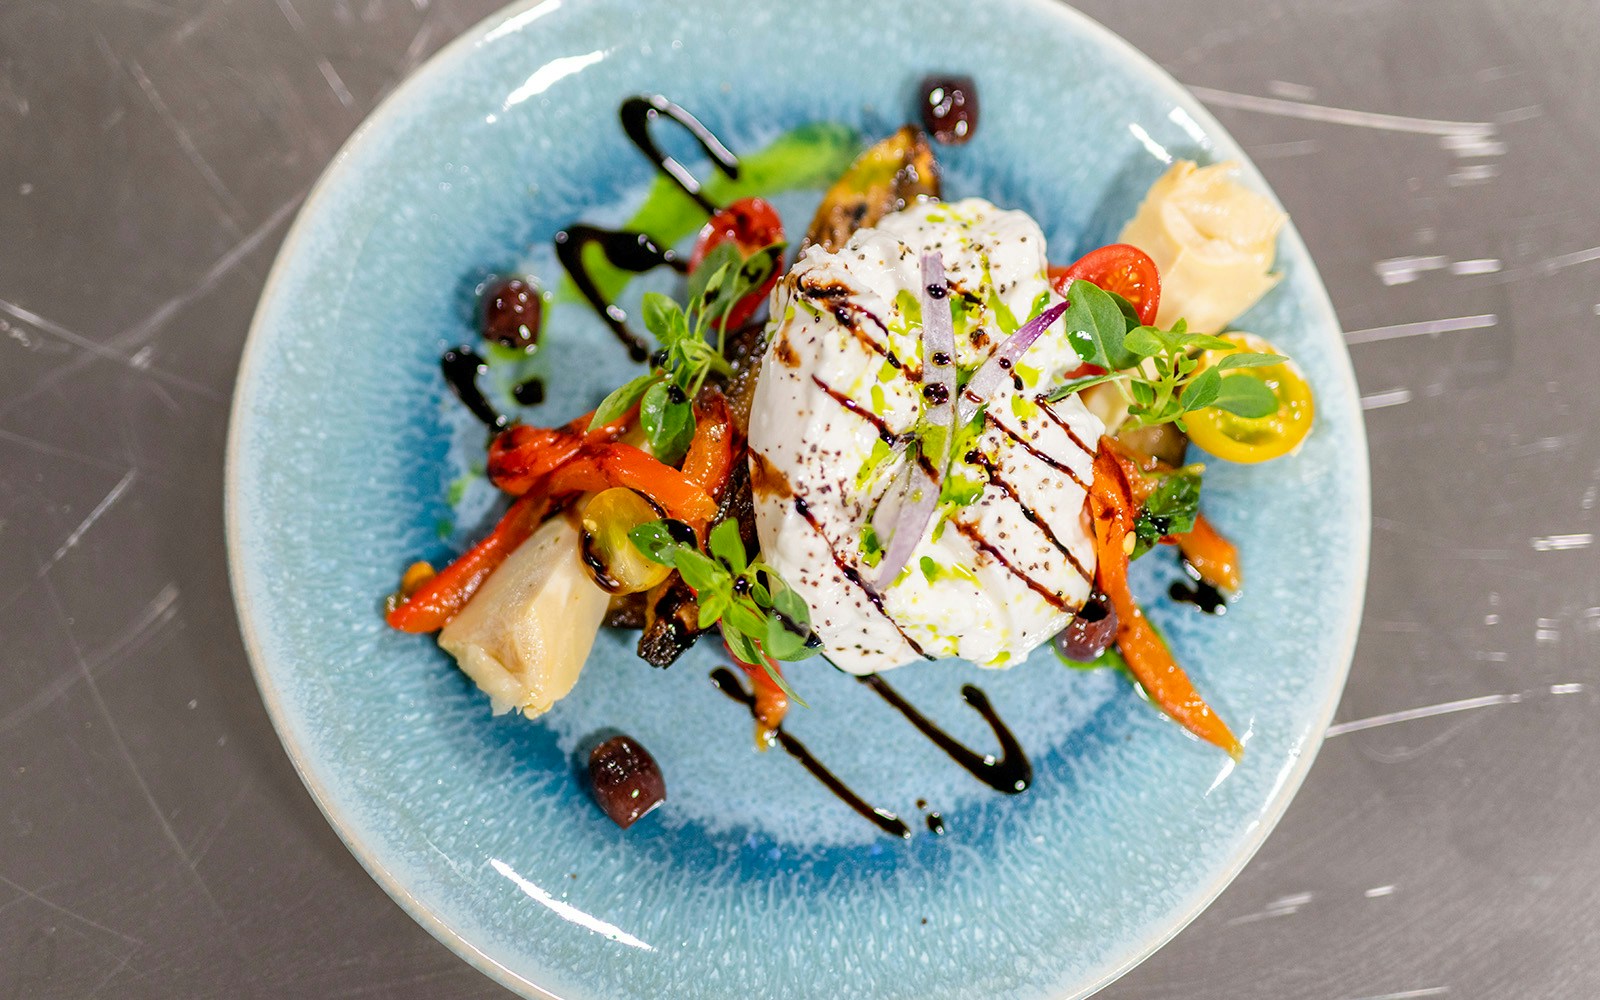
(1122, 328), (1164, 358)
(763, 615), (807, 660)
(697, 593), (728, 630)
(628, 521), (680, 566)
(689, 243), (740, 307)
(1105, 288), (1142, 330)
(758, 654), (808, 705)
(674, 548), (724, 593)
(1216, 352), (1288, 370)
(723, 628), (763, 667)
(650, 399), (695, 467)
(709, 518), (747, 574)
(723, 599), (768, 639)
(640, 379), (670, 434)
(640, 292), (687, 347)
(1181, 367), (1222, 411)
(590, 372), (658, 429)
(1179, 333), (1238, 352)
(1209, 374), (1281, 418)
(1061, 279), (1139, 371)
(770, 581), (811, 629)
(1129, 379), (1156, 407)
(1044, 372), (1121, 402)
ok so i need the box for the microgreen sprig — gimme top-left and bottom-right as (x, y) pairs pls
(589, 242), (784, 463)
(629, 517), (816, 705)
(1046, 279), (1286, 430)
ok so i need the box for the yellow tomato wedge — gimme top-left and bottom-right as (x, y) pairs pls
(1185, 332), (1314, 463)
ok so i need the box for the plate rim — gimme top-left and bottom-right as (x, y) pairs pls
(223, 0), (1372, 997)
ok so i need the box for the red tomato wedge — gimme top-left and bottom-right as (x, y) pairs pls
(689, 196), (784, 330)
(1049, 243), (1162, 326)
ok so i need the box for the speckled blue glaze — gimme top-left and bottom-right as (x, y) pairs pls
(225, 1), (1369, 997)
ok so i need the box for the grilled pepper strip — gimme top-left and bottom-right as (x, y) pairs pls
(724, 641), (790, 743)
(385, 494), (553, 634)
(1174, 515), (1241, 594)
(1089, 446), (1242, 759)
(1102, 436), (1241, 594)
(545, 443), (717, 525)
(487, 407), (634, 496)
(680, 391), (737, 534)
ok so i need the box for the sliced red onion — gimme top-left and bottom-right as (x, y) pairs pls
(957, 299), (1070, 423)
(920, 251), (956, 443)
(871, 252), (955, 592)
(874, 464), (940, 591)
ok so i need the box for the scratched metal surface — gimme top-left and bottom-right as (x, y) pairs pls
(1, 0), (1597, 997)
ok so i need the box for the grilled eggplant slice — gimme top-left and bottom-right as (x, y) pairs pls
(803, 125), (941, 253)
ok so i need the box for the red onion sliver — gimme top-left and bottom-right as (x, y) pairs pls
(957, 299), (1069, 423)
(871, 252), (955, 592)
(874, 464), (940, 591)
(920, 252), (955, 439)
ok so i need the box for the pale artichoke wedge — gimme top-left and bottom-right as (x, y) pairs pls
(438, 511), (609, 718)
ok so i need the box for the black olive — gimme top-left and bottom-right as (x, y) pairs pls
(482, 277), (542, 350)
(1055, 592), (1118, 662)
(918, 74), (979, 146)
(587, 735), (666, 829)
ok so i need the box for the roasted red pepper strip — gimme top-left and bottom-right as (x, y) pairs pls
(724, 641), (790, 739)
(544, 443), (716, 525)
(679, 392), (737, 535)
(1102, 437), (1241, 594)
(385, 493), (553, 634)
(1174, 515), (1241, 594)
(487, 407), (634, 496)
(1089, 445), (1242, 758)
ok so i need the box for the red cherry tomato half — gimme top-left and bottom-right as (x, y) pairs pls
(690, 197), (785, 330)
(1048, 243), (1162, 326)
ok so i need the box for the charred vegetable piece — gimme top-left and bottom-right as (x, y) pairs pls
(803, 125), (941, 253)
(385, 494), (554, 634)
(1089, 444), (1241, 758)
(487, 408), (634, 496)
(638, 571), (702, 668)
(603, 592), (647, 630)
(544, 443), (717, 524)
(587, 735), (666, 829)
(717, 319), (768, 435)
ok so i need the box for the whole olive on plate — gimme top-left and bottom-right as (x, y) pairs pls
(1055, 592), (1118, 662)
(587, 735), (666, 829)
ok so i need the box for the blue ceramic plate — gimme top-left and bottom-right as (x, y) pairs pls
(226, 1), (1368, 997)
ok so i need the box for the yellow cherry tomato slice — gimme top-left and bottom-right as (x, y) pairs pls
(1185, 333), (1314, 464)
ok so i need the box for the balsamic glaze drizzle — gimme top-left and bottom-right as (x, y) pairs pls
(711, 668), (911, 839)
(552, 226), (685, 362)
(511, 378), (546, 406)
(1170, 560), (1229, 615)
(860, 674), (1033, 794)
(440, 347), (507, 429)
(619, 95), (741, 212)
(446, 90), (1044, 839)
